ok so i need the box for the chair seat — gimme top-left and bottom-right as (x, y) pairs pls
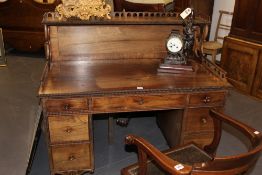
(122, 144), (212, 175)
(203, 41), (223, 50)
(125, 0), (173, 5)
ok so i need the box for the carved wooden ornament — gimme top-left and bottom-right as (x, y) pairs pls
(55, 0), (111, 20)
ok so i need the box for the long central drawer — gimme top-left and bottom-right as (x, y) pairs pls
(92, 94), (187, 113)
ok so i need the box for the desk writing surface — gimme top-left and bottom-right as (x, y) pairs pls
(39, 59), (229, 97)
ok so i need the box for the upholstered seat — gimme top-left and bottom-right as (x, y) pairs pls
(122, 144), (212, 175)
(202, 41), (222, 50)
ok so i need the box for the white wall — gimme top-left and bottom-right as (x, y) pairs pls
(210, 0), (235, 40)
(207, 0), (235, 61)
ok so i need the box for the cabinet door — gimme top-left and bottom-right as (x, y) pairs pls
(230, 0), (262, 43)
(252, 52), (262, 98)
(221, 37), (259, 94)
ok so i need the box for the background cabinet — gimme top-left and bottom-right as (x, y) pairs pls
(0, 0), (59, 52)
(221, 0), (262, 99)
(174, 0), (214, 19)
(221, 37), (262, 98)
(230, 0), (262, 44)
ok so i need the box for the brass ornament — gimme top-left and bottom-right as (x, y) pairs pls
(55, 0), (111, 20)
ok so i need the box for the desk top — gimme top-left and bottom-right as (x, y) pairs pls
(39, 59), (230, 97)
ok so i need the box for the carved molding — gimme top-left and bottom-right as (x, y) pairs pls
(55, 0), (112, 20)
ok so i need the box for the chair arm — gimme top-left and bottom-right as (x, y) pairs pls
(210, 110), (262, 147)
(125, 134), (192, 175)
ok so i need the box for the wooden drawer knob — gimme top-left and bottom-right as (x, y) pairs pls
(201, 117), (207, 124)
(64, 104), (71, 110)
(202, 96), (211, 103)
(135, 98), (144, 105)
(65, 127), (73, 133)
(68, 155), (76, 161)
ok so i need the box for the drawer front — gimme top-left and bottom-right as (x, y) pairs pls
(183, 132), (214, 149)
(48, 115), (89, 144)
(184, 108), (214, 133)
(92, 94), (186, 113)
(189, 92), (225, 107)
(51, 143), (92, 172)
(44, 98), (89, 113)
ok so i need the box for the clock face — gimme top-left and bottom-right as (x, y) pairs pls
(166, 37), (183, 53)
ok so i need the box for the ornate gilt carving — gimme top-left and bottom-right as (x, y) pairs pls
(55, 0), (111, 20)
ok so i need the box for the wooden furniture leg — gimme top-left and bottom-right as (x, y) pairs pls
(0, 28), (7, 67)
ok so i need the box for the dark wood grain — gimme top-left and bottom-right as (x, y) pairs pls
(0, 0), (59, 51)
(39, 16), (229, 174)
(221, 37), (262, 97)
(48, 114), (90, 144)
(51, 143), (92, 172)
(44, 98), (89, 113)
(230, 0), (262, 44)
(174, 0), (214, 20)
(39, 61), (229, 97)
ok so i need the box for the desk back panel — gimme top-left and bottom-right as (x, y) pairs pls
(49, 25), (183, 62)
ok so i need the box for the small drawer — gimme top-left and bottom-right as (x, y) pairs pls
(92, 94), (186, 113)
(48, 114), (90, 144)
(184, 108), (214, 133)
(44, 98), (89, 113)
(183, 132), (214, 149)
(51, 143), (92, 172)
(189, 92), (225, 107)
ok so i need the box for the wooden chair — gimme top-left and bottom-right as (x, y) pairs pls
(121, 109), (262, 175)
(113, 0), (174, 12)
(202, 10), (233, 63)
(0, 28), (6, 67)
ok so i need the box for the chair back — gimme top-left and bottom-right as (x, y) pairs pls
(193, 110), (262, 175)
(121, 110), (262, 175)
(214, 10), (233, 43)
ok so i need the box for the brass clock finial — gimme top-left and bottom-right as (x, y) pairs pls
(55, 0), (112, 20)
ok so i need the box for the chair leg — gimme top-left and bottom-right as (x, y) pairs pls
(211, 51), (217, 63)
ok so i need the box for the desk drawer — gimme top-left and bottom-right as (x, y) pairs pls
(44, 98), (89, 113)
(92, 94), (186, 112)
(51, 143), (92, 172)
(189, 92), (225, 107)
(184, 108), (214, 133)
(48, 114), (90, 144)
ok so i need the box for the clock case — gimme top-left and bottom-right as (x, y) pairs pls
(158, 30), (194, 74)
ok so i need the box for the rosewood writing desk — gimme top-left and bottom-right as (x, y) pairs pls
(39, 12), (230, 175)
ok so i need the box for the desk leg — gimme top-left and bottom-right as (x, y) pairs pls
(108, 115), (114, 144)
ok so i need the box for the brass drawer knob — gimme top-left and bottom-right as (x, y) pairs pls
(203, 96), (211, 103)
(68, 155), (76, 161)
(201, 117), (207, 124)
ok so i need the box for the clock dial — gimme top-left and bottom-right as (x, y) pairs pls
(166, 37), (183, 53)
